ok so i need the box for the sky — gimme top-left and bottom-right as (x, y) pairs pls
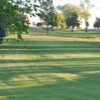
(30, 0), (100, 29)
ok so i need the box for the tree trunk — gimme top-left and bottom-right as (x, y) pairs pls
(46, 15), (49, 35)
(51, 25), (54, 30)
(71, 26), (74, 32)
(47, 29), (48, 35)
(47, 21), (49, 35)
(85, 20), (88, 32)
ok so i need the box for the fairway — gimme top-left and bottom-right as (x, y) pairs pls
(0, 28), (100, 100)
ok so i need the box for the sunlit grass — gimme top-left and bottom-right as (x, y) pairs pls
(0, 28), (100, 100)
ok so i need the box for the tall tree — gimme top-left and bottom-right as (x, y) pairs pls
(57, 4), (82, 21)
(80, 0), (94, 32)
(56, 12), (65, 28)
(0, 0), (41, 43)
(40, 0), (55, 35)
(93, 17), (100, 29)
(66, 17), (72, 28)
(66, 12), (80, 32)
(47, 12), (57, 29)
(46, 12), (65, 29)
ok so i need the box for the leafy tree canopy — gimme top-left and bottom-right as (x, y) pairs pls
(0, 0), (41, 40)
(57, 4), (82, 19)
(93, 17), (100, 28)
(48, 12), (57, 28)
(66, 12), (80, 31)
(56, 12), (65, 28)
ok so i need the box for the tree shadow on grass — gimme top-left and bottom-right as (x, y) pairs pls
(0, 57), (100, 84)
(0, 64), (100, 100)
(0, 40), (100, 55)
(0, 56), (100, 100)
(0, 57), (100, 64)
(0, 39), (100, 99)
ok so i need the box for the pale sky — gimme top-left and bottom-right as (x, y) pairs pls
(30, 0), (100, 29)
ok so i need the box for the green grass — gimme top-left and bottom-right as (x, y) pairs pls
(0, 28), (100, 100)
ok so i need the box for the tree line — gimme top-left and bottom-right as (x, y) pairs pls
(0, 0), (99, 43)
(39, 0), (94, 34)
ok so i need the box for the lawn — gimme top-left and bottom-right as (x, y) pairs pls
(0, 28), (100, 100)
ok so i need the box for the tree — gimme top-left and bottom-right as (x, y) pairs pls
(93, 17), (100, 29)
(56, 12), (65, 28)
(61, 23), (66, 29)
(0, 0), (41, 43)
(40, 0), (55, 35)
(87, 21), (89, 28)
(66, 12), (80, 32)
(57, 4), (82, 21)
(66, 17), (72, 28)
(46, 12), (65, 29)
(80, 0), (94, 32)
(47, 12), (57, 29)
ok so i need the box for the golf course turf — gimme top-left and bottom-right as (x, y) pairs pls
(0, 28), (100, 100)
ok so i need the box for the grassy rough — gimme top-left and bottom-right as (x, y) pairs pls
(0, 28), (100, 100)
